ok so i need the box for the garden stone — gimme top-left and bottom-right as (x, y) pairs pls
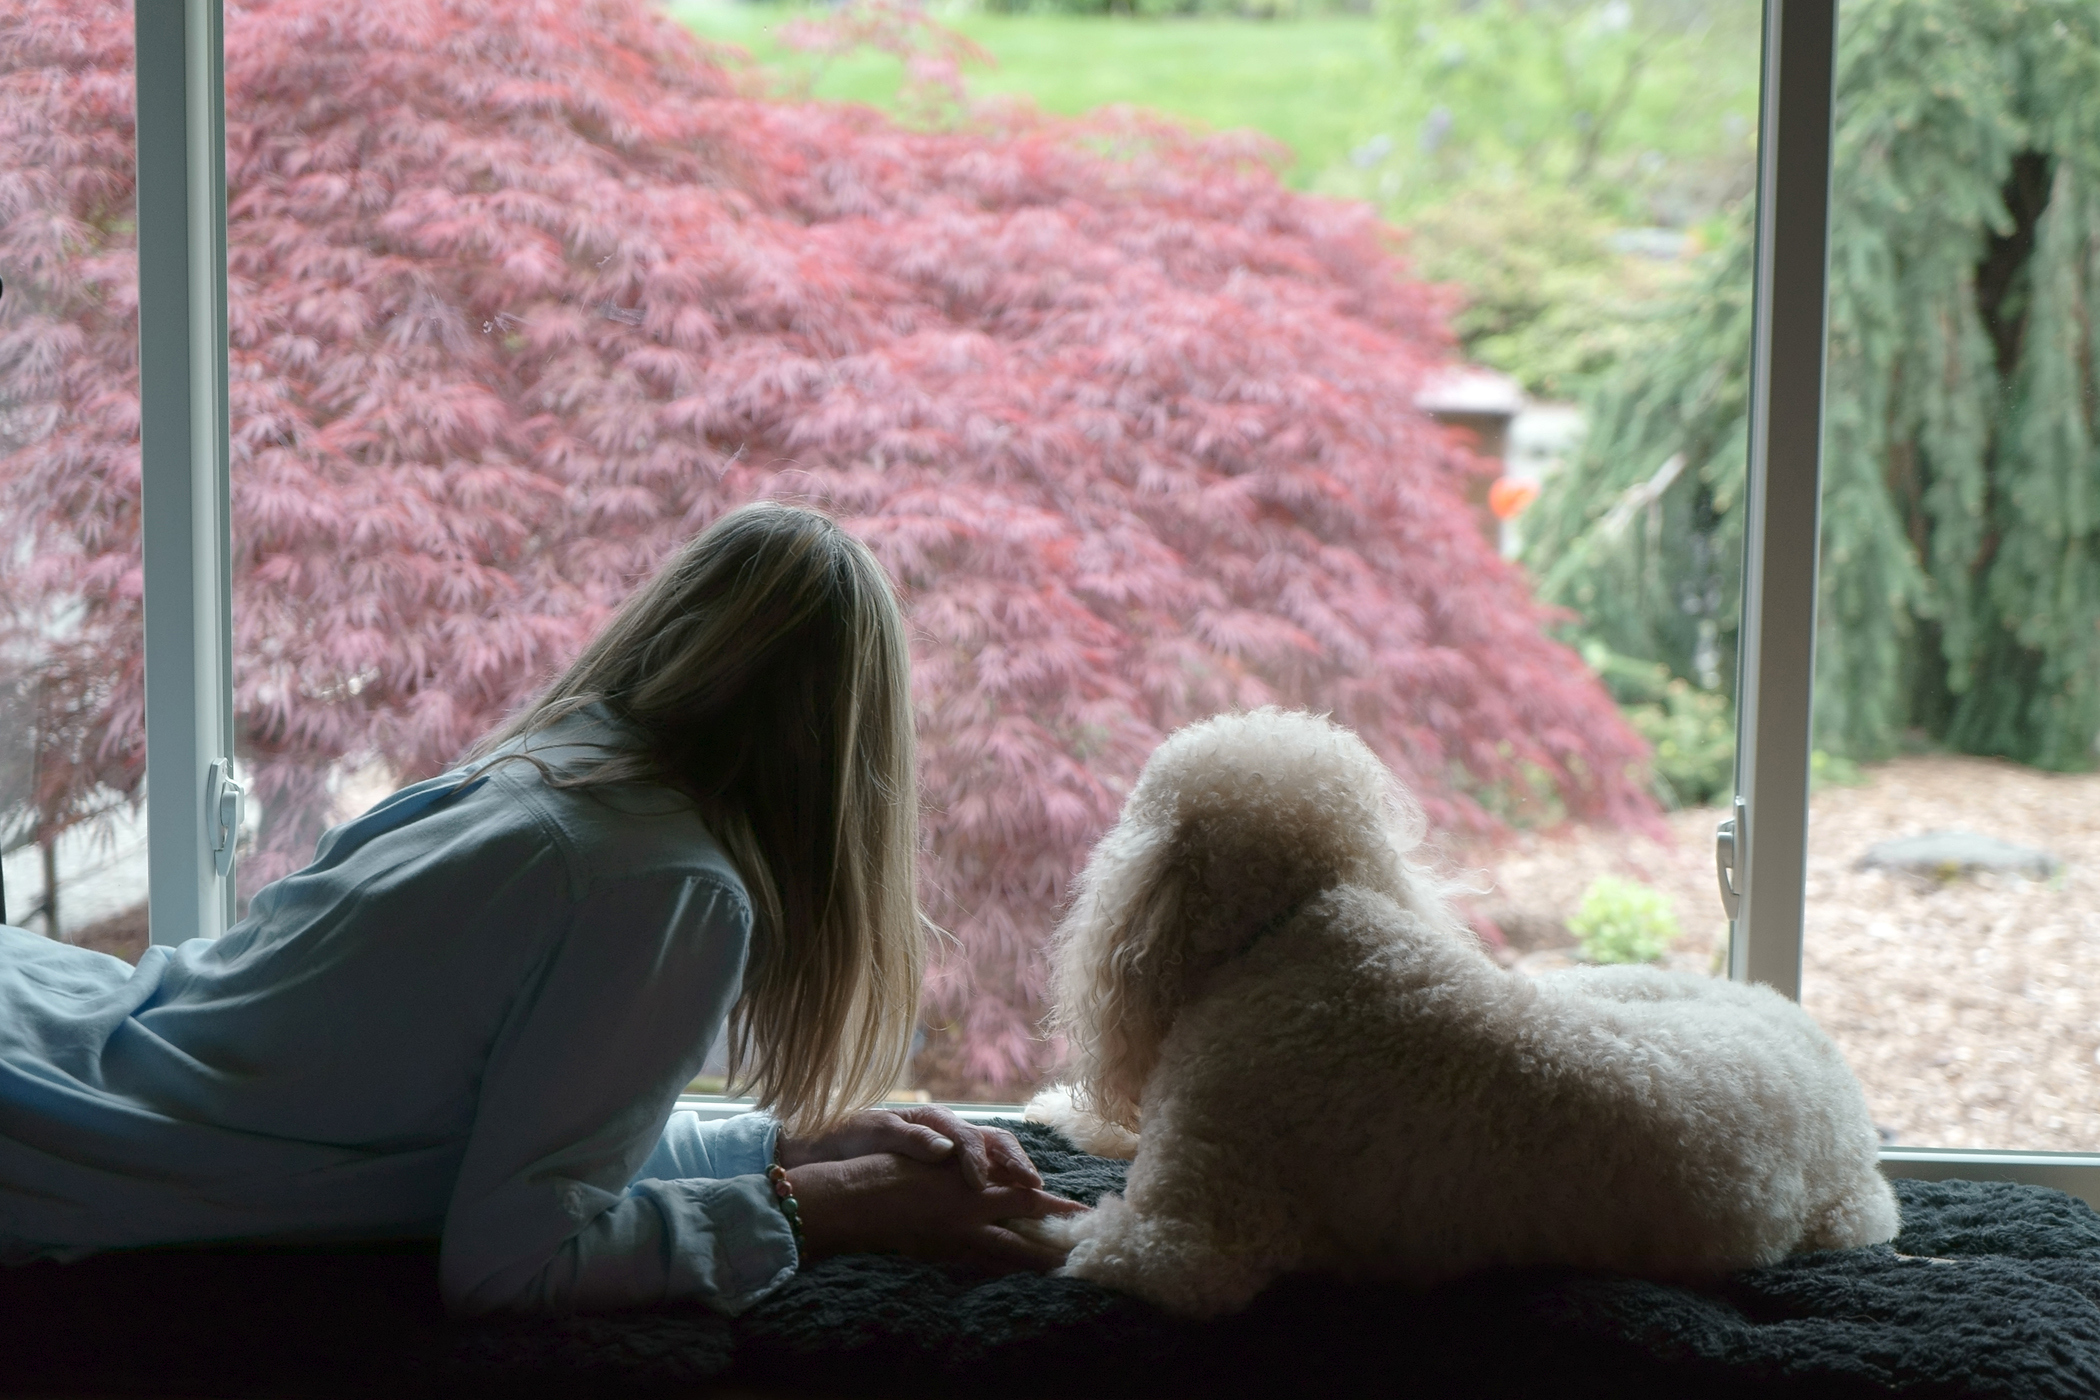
(1855, 831), (2060, 881)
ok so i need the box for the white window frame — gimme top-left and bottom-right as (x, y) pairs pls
(137, 0), (238, 947)
(135, 0), (2100, 1202)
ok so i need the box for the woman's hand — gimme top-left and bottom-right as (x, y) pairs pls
(777, 1106), (1043, 1190)
(785, 1152), (1086, 1273)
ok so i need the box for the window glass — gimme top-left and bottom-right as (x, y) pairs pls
(0, 6), (151, 960)
(1799, 0), (2100, 1150)
(220, 0), (1760, 1103)
(1350, 0), (1761, 1102)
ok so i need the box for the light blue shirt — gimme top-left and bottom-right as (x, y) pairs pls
(0, 707), (797, 1315)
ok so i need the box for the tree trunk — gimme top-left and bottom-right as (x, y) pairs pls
(39, 836), (57, 939)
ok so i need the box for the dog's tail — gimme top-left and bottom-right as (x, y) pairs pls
(1048, 708), (1450, 1127)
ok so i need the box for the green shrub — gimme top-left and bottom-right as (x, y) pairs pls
(1622, 677), (1734, 810)
(1580, 641), (1734, 809)
(1568, 875), (1678, 964)
(1574, 640), (1870, 808)
(1396, 181), (1693, 400)
(1809, 748), (1864, 791)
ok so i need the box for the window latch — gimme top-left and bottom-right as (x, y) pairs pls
(206, 758), (245, 879)
(1715, 794), (1746, 921)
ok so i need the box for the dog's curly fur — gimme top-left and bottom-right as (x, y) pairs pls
(1025, 709), (1899, 1318)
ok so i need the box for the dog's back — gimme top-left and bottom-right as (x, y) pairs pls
(1130, 884), (1896, 1290)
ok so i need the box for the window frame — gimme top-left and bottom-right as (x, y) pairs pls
(137, 0), (238, 948)
(135, 0), (2100, 1202)
(1729, 0), (1832, 1003)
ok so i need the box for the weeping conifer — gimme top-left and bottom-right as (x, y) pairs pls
(1527, 0), (2100, 769)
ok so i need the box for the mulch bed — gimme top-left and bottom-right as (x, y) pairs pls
(1463, 752), (2100, 1152)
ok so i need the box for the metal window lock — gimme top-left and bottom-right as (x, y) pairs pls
(206, 758), (245, 879)
(1715, 794), (1746, 922)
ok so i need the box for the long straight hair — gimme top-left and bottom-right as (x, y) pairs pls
(469, 503), (923, 1135)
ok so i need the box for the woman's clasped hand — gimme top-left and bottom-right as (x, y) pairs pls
(776, 1107), (1086, 1272)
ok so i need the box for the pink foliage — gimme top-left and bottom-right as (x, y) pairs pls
(0, 0), (1651, 1087)
(774, 0), (990, 120)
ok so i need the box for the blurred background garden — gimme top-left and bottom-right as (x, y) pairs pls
(7, 0), (2100, 1145)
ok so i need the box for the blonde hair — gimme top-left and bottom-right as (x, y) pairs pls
(469, 502), (923, 1135)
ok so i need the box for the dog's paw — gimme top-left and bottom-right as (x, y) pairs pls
(1022, 1082), (1077, 1126)
(1024, 1083), (1141, 1160)
(999, 1210), (1087, 1258)
(1052, 1196), (1273, 1317)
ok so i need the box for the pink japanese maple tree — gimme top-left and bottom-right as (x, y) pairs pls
(0, 0), (1650, 1090)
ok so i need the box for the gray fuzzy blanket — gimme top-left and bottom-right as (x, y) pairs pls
(3, 1122), (2097, 1398)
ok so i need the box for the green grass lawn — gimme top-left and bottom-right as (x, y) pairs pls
(661, 0), (1759, 397)
(663, 1), (1403, 188)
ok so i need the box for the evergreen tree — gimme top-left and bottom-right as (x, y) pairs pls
(1528, 0), (2100, 770)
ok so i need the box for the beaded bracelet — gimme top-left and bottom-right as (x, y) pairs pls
(766, 1162), (806, 1253)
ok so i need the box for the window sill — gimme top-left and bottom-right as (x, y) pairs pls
(1878, 1146), (2100, 1209)
(673, 1094), (1030, 1124)
(671, 1098), (2100, 1209)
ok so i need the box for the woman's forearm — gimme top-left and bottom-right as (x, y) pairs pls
(443, 1173), (797, 1315)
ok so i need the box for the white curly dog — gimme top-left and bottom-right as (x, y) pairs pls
(1024, 708), (1898, 1318)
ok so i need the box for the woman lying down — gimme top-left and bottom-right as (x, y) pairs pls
(0, 503), (1082, 1314)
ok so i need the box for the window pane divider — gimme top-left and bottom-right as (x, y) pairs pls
(136, 0), (238, 945)
(1732, 0), (1837, 1002)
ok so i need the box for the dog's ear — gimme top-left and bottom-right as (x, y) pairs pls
(1046, 708), (1444, 1130)
(1045, 823), (1192, 1133)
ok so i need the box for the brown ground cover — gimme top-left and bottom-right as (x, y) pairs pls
(1462, 752), (2100, 1152)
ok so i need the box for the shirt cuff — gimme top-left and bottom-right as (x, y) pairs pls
(630, 1173), (798, 1316)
